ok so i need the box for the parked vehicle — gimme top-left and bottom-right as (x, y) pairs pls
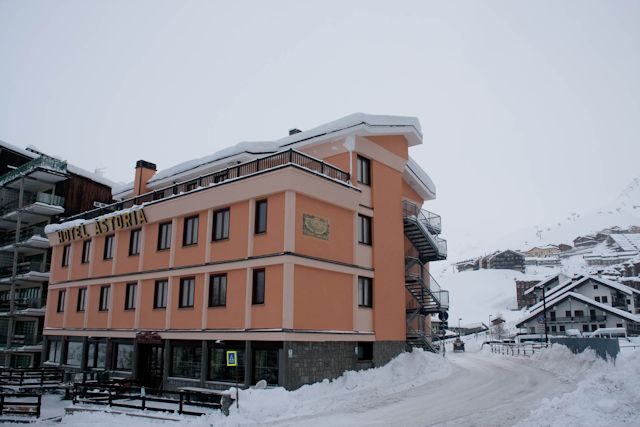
(591, 327), (628, 339)
(453, 338), (465, 352)
(515, 334), (547, 345)
(565, 329), (582, 337)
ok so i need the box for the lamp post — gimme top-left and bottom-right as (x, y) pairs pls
(458, 318), (462, 339)
(488, 315), (492, 340)
(540, 285), (549, 345)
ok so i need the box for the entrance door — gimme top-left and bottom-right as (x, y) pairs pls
(137, 344), (164, 388)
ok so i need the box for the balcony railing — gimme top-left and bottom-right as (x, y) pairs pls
(0, 192), (65, 216)
(0, 225), (46, 247)
(0, 334), (44, 347)
(0, 260), (50, 279)
(64, 149), (351, 223)
(547, 315), (607, 323)
(0, 156), (67, 187)
(0, 298), (45, 312)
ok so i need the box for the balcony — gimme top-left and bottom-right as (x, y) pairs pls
(0, 225), (48, 255)
(0, 298), (46, 315)
(0, 156), (68, 192)
(64, 149), (351, 223)
(402, 201), (447, 262)
(0, 192), (65, 229)
(0, 334), (44, 350)
(405, 257), (449, 313)
(0, 260), (50, 285)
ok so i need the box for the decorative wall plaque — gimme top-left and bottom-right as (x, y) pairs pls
(303, 214), (330, 240)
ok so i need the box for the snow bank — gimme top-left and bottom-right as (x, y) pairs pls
(203, 349), (450, 426)
(516, 346), (640, 427)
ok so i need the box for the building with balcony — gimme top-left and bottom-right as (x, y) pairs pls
(516, 274), (640, 336)
(42, 113), (448, 390)
(0, 141), (113, 367)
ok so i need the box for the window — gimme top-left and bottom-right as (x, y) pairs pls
(61, 245), (70, 267)
(154, 280), (168, 309)
(172, 344), (201, 378)
(549, 311), (556, 321)
(255, 200), (268, 234)
(124, 283), (137, 310)
(81, 240), (91, 263)
(76, 288), (86, 312)
(213, 208), (230, 241)
(253, 348), (278, 385)
(551, 326), (557, 332)
(565, 310), (571, 318)
(358, 215), (372, 245)
(582, 324), (590, 332)
(595, 296), (601, 302)
(356, 342), (373, 361)
(208, 346), (245, 382)
(114, 343), (134, 370)
(179, 277), (195, 308)
(617, 323), (623, 328)
(559, 325), (566, 332)
(129, 229), (141, 255)
(66, 341), (83, 366)
(86, 341), (107, 369)
(209, 274), (227, 307)
(157, 222), (172, 250)
(599, 324), (606, 329)
(591, 324), (598, 332)
(99, 286), (110, 311)
(574, 310), (584, 318)
(252, 269), (265, 304)
(357, 155), (371, 185)
(593, 284), (599, 289)
(104, 235), (114, 259)
(358, 277), (373, 307)
(183, 215), (199, 246)
(185, 180), (198, 191)
(601, 296), (608, 304)
(56, 290), (66, 313)
(47, 340), (62, 364)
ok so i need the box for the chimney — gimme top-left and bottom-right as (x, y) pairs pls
(133, 160), (156, 196)
(289, 128), (301, 135)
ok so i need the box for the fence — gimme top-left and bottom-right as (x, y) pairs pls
(72, 382), (222, 416)
(488, 342), (548, 357)
(0, 393), (41, 418)
(0, 367), (64, 386)
(550, 337), (620, 360)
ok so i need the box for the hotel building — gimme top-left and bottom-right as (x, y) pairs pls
(43, 114), (448, 390)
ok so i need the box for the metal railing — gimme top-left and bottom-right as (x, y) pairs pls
(0, 298), (46, 312)
(0, 156), (67, 187)
(488, 342), (548, 357)
(0, 192), (65, 216)
(0, 334), (44, 347)
(547, 315), (607, 323)
(0, 260), (49, 279)
(64, 149), (350, 223)
(0, 225), (46, 247)
(402, 200), (441, 234)
(405, 257), (449, 310)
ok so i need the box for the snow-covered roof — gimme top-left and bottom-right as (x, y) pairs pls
(0, 139), (117, 189)
(114, 113), (430, 200)
(516, 291), (640, 327)
(607, 234), (640, 252)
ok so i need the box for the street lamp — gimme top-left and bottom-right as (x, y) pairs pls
(488, 315), (492, 340)
(458, 318), (462, 339)
(536, 284), (549, 345)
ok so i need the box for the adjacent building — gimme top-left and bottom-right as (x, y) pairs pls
(42, 114), (449, 390)
(0, 141), (112, 368)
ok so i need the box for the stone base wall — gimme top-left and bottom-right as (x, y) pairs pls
(282, 340), (406, 390)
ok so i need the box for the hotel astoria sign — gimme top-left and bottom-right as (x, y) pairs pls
(302, 213), (329, 240)
(55, 208), (148, 244)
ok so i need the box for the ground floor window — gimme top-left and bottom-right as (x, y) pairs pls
(559, 325), (565, 332)
(47, 340), (62, 364)
(208, 346), (245, 382)
(253, 348), (278, 385)
(11, 354), (31, 368)
(356, 342), (373, 361)
(171, 343), (201, 378)
(87, 341), (107, 369)
(582, 325), (589, 332)
(114, 343), (134, 370)
(66, 341), (83, 366)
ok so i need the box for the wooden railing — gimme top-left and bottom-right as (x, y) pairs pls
(0, 393), (41, 418)
(0, 367), (64, 386)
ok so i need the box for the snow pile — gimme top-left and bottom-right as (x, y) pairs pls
(517, 346), (640, 427)
(206, 349), (450, 425)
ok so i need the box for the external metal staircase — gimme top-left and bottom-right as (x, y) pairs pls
(403, 201), (449, 353)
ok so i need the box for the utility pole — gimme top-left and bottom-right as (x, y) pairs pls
(541, 285), (549, 345)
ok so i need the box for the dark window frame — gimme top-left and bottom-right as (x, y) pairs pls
(99, 285), (110, 311)
(254, 200), (268, 234)
(252, 269), (265, 304)
(103, 235), (114, 260)
(212, 208), (230, 241)
(56, 289), (66, 313)
(179, 277), (195, 308)
(61, 245), (71, 267)
(124, 282), (137, 310)
(358, 214), (372, 245)
(209, 274), (227, 307)
(81, 240), (91, 264)
(154, 279), (168, 309)
(157, 221), (172, 251)
(357, 155), (371, 185)
(76, 288), (86, 312)
(358, 276), (373, 307)
(129, 228), (141, 256)
(183, 215), (199, 246)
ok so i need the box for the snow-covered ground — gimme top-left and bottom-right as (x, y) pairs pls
(19, 341), (638, 427)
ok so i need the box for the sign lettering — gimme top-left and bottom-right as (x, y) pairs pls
(56, 208), (148, 244)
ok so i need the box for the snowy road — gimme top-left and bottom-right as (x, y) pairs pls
(264, 349), (574, 427)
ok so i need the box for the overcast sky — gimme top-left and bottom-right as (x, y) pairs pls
(1, 1), (639, 262)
